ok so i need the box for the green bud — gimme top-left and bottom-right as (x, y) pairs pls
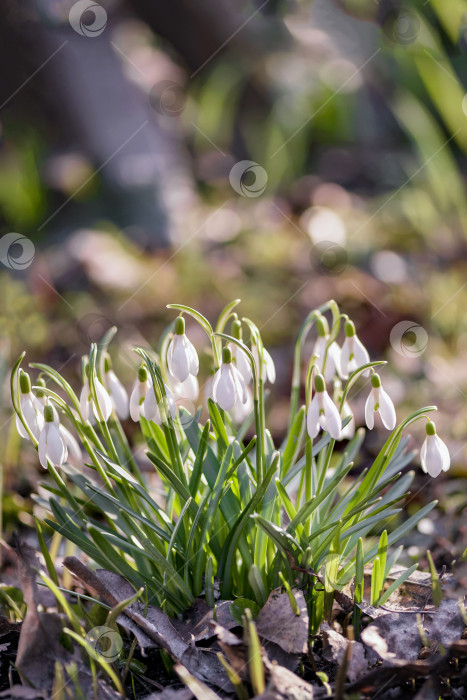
(232, 319), (242, 340)
(426, 421), (436, 436)
(314, 373), (326, 393)
(138, 365), (148, 382)
(174, 316), (185, 335)
(20, 372), (32, 394)
(222, 346), (232, 364)
(35, 377), (46, 398)
(316, 316), (329, 338)
(345, 320), (356, 338)
(44, 405), (54, 423)
(371, 373), (381, 389)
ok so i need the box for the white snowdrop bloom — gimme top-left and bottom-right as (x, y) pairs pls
(306, 374), (342, 440)
(59, 425), (82, 462)
(16, 372), (43, 440)
(252, 344), (276, 384)
(104, 357), (129, 420)
(338, 400), (355, 441)
(80, 372), (112, 423)
(129, 366), (151, 422)
(212, 347), (248, 412)
(340, 320), (370, 379)
(233, 386), (253, 423)
(312, 316), (341, 382)
(144, 381), (176, 425)
(38, 405), (67, 469)
(365, 373), (396, 431)
(171, 373), (199, 402)
(420, 421), (450, 478)
(167, 316), (199, 383)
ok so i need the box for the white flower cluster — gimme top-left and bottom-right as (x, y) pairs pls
(14, 309), (450, 478)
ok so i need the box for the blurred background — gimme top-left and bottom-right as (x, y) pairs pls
(1, 0), (467, 571)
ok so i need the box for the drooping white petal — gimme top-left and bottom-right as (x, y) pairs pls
(328, 342), (342, 380)
(353, 336), (370, 370)
(434, 435), (450, 472)
(145, 383), (176, 425)
(171, 374), (199, 402)
(319, 391), (342, 440)
(233, 387), (253, 423)
(306, 396), (320, 438)
(231, 364), (248, 405)
(80, 381), (91, 421)
(213, 365), (236, 411)
(232, 345), (252, 384)
(93, 378), (113, 422)
(129, 379), (150, 421)
(339, 402), (355, 441)
(144, 387), (161, 424)
(47, 423), (68, 466)
(21, 395), (43, 439)
(377, 388), (396, 430)
(365, 388), (377, 430)
(185, 336), (199, 376)
(38, 426), (48, 469)
(339, 337), (352, 379)
(107, 370), (129, 420)
(420, 438), (428, 474)
(60, 425), (81, 462)
(252, 346), (276, 384)
(15, 414), (29, 439)
(263, 348), (276, 384)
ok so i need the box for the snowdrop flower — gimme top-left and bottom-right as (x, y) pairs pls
(171, 374), (199, 402)
(80, 367), (113, 423)
(313, 316), (341, 382)
(252, 344), (276, 385)
(420, 421), (450, 478)
(212, 347), (248, 412)
(16, 372), (43, 440)
(129, 366), (151, 422)
(167, 316), (199, 383)
(338, 400), (355, 441)
(365, 373), (396, 430)
(340, 320), (370, 379)
(38, 405), (67, 469)
(144, 380), (176, 425)
(307, 373), (342, 440)
(104, 356), (129, 420)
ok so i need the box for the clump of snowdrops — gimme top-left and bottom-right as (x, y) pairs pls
(11, 300), (449, 630)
